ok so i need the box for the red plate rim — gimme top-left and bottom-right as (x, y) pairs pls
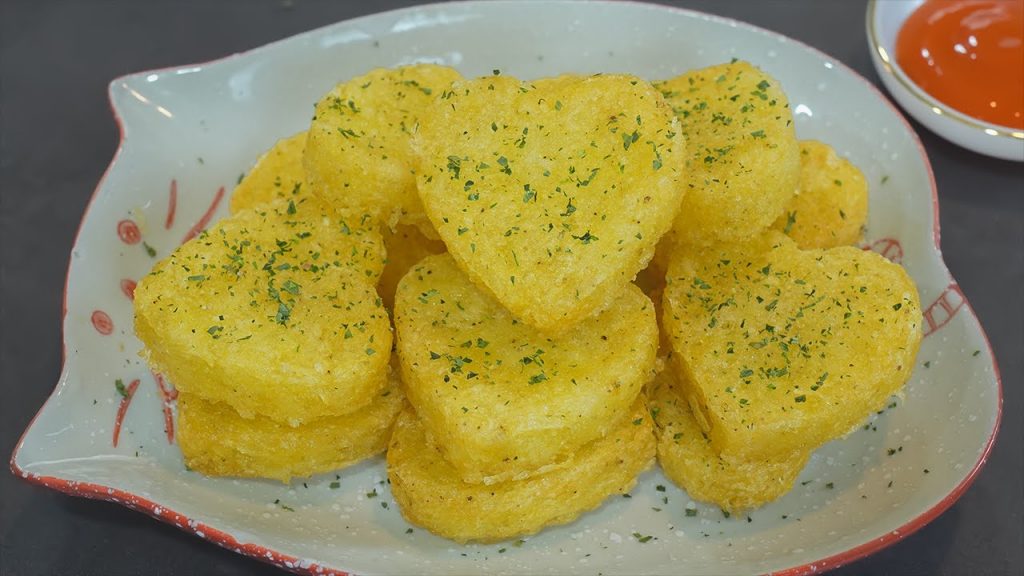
(9, 2), (1003, 574)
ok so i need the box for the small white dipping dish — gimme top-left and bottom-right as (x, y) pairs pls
(866, 0), (1024, 161)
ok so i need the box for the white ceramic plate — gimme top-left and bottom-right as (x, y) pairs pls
(866, 0), (1024, 162)
(11, 2), (1002, 575)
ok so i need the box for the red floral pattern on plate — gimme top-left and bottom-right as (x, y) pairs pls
(106, 181), (224, 447)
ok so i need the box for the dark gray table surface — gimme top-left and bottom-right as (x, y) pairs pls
(1, 1), (1021, 574)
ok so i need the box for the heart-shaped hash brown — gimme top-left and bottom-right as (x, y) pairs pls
(771, 140), (869, 249)
(177, 364), (405, 482)
(662, 233), (921, 460)
(230, 131), (309, 214)
(414, 74), (686, 334)
(394, 254), (658, 484)
(305, 64), (462, 227)
(134, 197), (390, 425)
(387, 399), (654, 543)
(656, 61), (799, 246)
(646, 366), (809, 512)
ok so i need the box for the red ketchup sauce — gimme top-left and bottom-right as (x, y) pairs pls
(895, 0), (1024, 129)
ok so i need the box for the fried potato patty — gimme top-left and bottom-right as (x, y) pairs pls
(305, 64), (462, 226)
(656, 61), (799, 245)
(134, 197), (390, 425)
(414, 73), (686, 335)
(647, 366), (809, 511)
(387, 399), (654, 543)
(177, 367), (405, 482)
(772, 140), (869, 248)
(662, 232), (921, 459)
(230, 131), (310, 214)
(394, 254), (657, 484)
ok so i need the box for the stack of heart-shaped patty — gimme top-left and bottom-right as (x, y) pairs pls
(654, 231), (921, 512)
(387, 72), (688, 541)
(134, 195), (401, 482)
(136, 65), (464, 483)
(648, 62), (922, 512)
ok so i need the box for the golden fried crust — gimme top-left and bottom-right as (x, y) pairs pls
(656, 61), (799, 245)
(177, 369), (405, 482)
(662, 232), (921, 460)
(304, 64), (463, 226)
(134, 197), (390, 425)
(230, 131), (310, 214)
(647, 367), (808, 512)
(387, 399), (655, 543)
(224, 129), (447, 311)
(772, 140), (869, 249)
(394, 254), (657, 484)
(414, 73), (686, 335)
